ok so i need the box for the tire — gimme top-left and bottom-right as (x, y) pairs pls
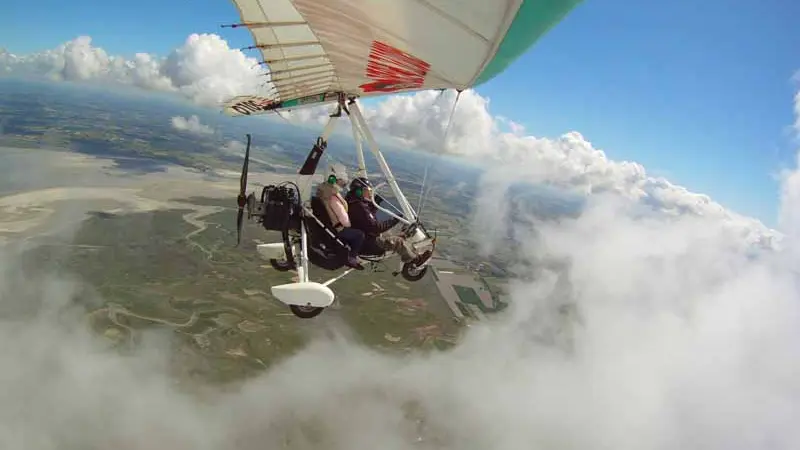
(401, 262), (428, 282)
(289, 304), (325, 319)
(269, 258), (294, 272)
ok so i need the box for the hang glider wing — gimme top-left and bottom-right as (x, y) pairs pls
(222, 0), (584, 116)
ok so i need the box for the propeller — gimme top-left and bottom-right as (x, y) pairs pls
(235, 133), (252, 246)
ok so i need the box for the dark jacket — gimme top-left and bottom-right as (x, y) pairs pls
(345, 192), (399, 237)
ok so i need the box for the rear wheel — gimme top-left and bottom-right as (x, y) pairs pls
(401, 262), (428, 282)
(289, 304), (325, 319)
(269, 258), (294, 272)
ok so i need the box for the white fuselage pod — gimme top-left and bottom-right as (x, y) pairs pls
(271, 282), (336, 308)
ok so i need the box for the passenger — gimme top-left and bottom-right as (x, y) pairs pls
(345, 177), (431, 264)
(316, 168), (365, 270)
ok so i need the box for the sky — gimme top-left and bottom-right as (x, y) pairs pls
(477, 0), (800, 225)
(2, 0), (800, 228)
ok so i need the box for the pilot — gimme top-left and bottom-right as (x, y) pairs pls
(345, 177), (431, 264)
(316, 165), (365, 270)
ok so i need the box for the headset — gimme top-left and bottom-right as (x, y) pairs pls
(351, 177), (371, 198)
(327, 174), (338, 185)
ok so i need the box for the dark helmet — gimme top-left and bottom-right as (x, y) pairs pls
(349, 177), (372, 195)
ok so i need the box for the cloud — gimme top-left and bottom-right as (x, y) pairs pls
(249, 88), (775, 248)
(280, 106), (333, 126)
(777, 73), (800, 251)
(170, 115), (213, 135)
(793, 71), (800, 134)
(0, 34), (269, 106)
(220, 139), (246, 155)
(357, 89), (776, 250)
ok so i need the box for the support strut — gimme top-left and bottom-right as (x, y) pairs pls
(345, 98), (418, 222)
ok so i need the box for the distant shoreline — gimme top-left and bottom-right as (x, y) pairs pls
(0, 146), (298, 240)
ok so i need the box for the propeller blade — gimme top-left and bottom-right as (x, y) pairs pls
(236, 208), (244, 245)
(239, 133), (251, 196)
(235, 133), (252, 247)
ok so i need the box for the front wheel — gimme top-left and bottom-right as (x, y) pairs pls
(270, 258), (294, 272)
(401, 262), (428, 282)
(289, 304), (325, 319)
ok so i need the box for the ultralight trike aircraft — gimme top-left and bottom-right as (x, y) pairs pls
(233, 95), (437, 319)
(218, 0), (584, 318)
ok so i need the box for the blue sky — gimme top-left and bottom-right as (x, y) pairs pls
(2, 0), (799, 226)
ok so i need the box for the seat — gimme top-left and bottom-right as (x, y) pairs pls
(305, 196), (350, 270)
(310, 196), (337, 231)
(307, 195), (386, 262)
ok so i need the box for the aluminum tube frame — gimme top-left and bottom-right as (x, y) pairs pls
(347, 100), (417, 222)
(349, 110), (368, 179)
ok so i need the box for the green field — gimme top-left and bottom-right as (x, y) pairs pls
(19, 196), (462, 385)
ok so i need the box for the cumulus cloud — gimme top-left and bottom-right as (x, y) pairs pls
(0, 34), (269, 106)
(280, 106), (333, 126)
(778, 79), (800, 248)
(170, 115), (213, 135)
(220, 139), (246, 155)
(257, 88), (775, 247)
(359, 89), (777, 250)
(793, 72), (800, 134)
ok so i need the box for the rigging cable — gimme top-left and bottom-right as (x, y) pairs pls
(417, 88), (463, 221)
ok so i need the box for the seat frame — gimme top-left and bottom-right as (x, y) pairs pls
(308, 197), (350, 248)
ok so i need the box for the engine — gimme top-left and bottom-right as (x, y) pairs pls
(248, 183), (302, 232)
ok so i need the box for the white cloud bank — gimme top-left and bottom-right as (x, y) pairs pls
(0, 33), (778, 247)
(366, 90), (776, 247)
(0, 34), (268, 106)
(170, 115), (213, 135)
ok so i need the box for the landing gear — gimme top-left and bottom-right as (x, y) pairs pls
(401, 262), (428, 282)
(269, 258), (294, 272)
(289, 304), (325, 319)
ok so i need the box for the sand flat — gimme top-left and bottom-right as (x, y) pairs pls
(0, 147), (301, 237)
